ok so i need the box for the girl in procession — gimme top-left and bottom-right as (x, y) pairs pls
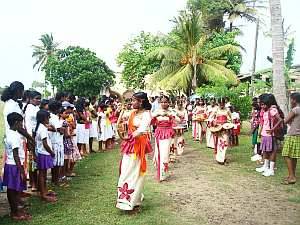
(192, 98), (207, 143)
(152, 95), (178, 181)
(174, 101), (188, 156)
(211, 98), (232, 164)
(116, 92), (152, 211)
(206, 98), (219, 148)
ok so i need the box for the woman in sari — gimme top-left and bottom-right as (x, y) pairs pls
(152, 96), (178, 181)
(206, 98), (219, 148)
(192, 98), (207, 143)
(211, 98), (232, 164)
(116, 92), (152, 211)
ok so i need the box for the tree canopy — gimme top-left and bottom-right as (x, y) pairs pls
(44, 46), (115, 97)
(117, 31), (171, 90)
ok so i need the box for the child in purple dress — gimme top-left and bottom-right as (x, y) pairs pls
(3, 112), (31, 221)
(35, 109), (57, 202)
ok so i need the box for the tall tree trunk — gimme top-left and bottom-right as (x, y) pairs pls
(269, 0), (288, 115)
(250, 19), (259, 96)
(229, 22), (233, 32)
(192, 48), (197, 92)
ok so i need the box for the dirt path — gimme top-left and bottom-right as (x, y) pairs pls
(159, 144), (300, 225)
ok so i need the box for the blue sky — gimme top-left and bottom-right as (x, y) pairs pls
(0, 0), (299, 88)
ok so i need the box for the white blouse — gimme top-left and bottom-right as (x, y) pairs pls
(3, 99), (23, 134)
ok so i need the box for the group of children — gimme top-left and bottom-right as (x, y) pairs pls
(1, 80), (300, 219)
(251, 92), (300, 182)
(0, 82), (121, 221)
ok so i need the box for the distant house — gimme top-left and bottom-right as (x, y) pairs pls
(238, 64), (300, 92)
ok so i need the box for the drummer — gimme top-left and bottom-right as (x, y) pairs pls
(206, 98), (219, 148)
(192, 98), (207, 143)
(174, 101), (188, 155)
(211, 98), (232, 164)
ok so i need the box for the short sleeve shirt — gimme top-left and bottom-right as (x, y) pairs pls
(261, 107), (278, 137)
(36, 124), (52, 155)
(3, 99), (23, 135)
(5, 129), (25, 165)
(25, 104), (39, 135)
(287, 106), (300, 136)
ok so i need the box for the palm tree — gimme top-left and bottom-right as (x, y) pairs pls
(148, 10), (240, 94)
(269, 0), (288, 115)
(32, 33), (59, 71)
(225, 0), (259, 31)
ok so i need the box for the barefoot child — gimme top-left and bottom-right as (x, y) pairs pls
(48, 100), (64, 185)
(3, 112), (32, 221)
(35, 109), (57, 202)
(282, 92), (300, 184)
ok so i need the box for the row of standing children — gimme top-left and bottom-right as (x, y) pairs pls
(251, 92), (300, 183)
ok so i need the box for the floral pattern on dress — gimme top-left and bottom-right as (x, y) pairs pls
(118, 183), (134, 202)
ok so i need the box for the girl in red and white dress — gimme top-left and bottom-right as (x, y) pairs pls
(152, 96), (178, 181)
(231, 106), (241, 146)
(192, 99), (207, 143)
(211, 98), (232, 164)
(206, 98), (219, 148)
(174, 101), (188, 155)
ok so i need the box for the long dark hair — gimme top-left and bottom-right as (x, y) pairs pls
(133, 92), (152, 110)
(34, 109), (50, 135)
(23, 91), (42, 113)
(1, 81), (24, 102)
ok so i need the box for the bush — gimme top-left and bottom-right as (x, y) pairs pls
(196, 83), (251, 120)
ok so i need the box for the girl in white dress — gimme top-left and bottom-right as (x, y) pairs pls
(97, 104), (114, 151)
(116, 92), (152, 211)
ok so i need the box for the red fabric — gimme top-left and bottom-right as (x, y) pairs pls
(154, 121), (175, 140)
(216, 115), (227, 125)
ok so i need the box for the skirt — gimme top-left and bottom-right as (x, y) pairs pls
(98, 123), (114, 141)
(89, 120), (98, 138)
(52, 143), (64, 166)
(282, 136), (300, 158)
(252, 129), (258, 145)
(260, 136), (277, 153)
(3, 164), (27, 192)
(116, 154), (145, 210)
(71, 136), (82, 162)
(77, 124), (89, 144)
(37, 154), (54, 170)
(154, 138), (172, 181)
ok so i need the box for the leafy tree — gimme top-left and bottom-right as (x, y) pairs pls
(44, 46), (115, 97)
(203, 31), (243, 74)
(117, 31), (171, 89)
(32, 33), (59, 71)
(225, 0), (258, 31)
(148, 10), (240, 94)
(188, 0), (227, 31)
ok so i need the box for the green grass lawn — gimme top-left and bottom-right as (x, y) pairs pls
(0, 149), (182, 225)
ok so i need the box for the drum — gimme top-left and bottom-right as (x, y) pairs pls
(209, 124), (222, 133)
(222, 123), (234, 130)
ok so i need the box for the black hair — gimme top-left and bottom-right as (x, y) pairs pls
(22, 90), (31, 102)
(40, 99), (49, 109)
(291, 92), (300, 104)
(75, 97), (85, 112)
(219, 97), (226, 105)
(252, 102), (260, 111)
(48, 99), (62, 113)
(23, 91), (42, 113)
(252, 97), (258, 102)
(1, 81), (24, 102)
(58, 107), (66, 115)
(34, 109), (50, 134)
(7, 112), (23, 128)
(160, 95), (170, 102)
(55, 91), (67, 102)
(267, 94), (278, 106)
(68, 94), (76, 104)
(133, 92), (152, 110)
